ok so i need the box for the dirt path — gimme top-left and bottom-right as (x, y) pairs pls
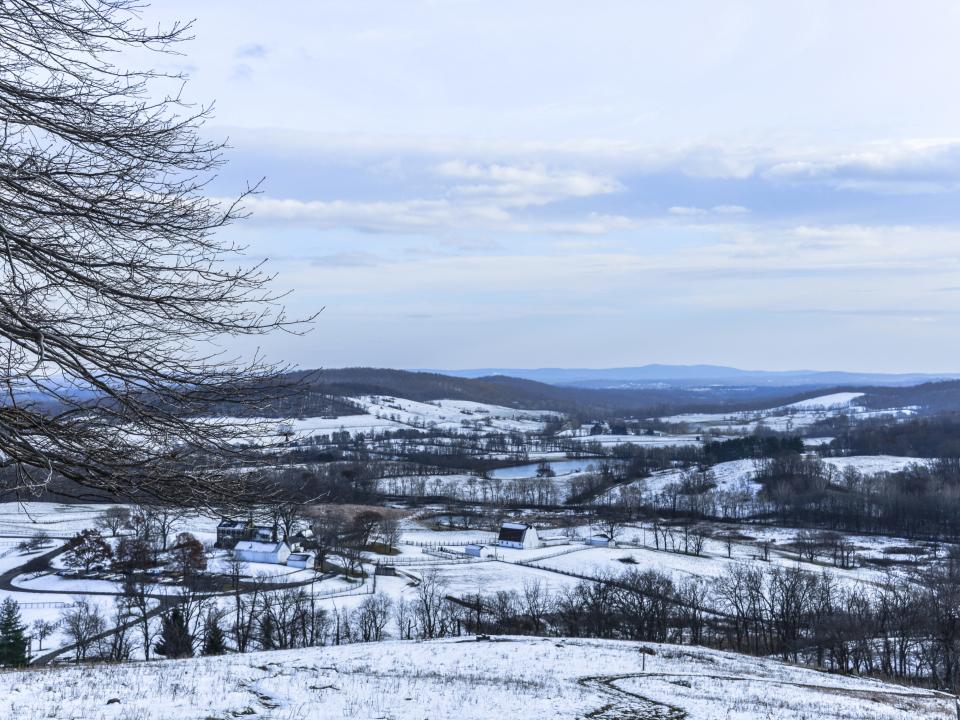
(585, 670), (955, 719)
(579, 674), (687, 720)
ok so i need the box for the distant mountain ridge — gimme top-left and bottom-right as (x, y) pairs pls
(430, 364), (960, 388)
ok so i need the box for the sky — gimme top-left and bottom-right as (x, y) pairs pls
(136, 1), (960, 372)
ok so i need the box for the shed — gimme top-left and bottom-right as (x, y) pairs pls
(286, 552), (315, 569)
(233, 540), (291, 565)
(586, 533), (612, 547)
(465, 544), (497, 558)
(497, 522), (541, 549)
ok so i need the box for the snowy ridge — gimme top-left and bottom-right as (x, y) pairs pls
(0, 637), (951, 719)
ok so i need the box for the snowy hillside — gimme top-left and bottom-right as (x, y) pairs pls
(1, 636), (952, 720)
(657, 391), (915, 433)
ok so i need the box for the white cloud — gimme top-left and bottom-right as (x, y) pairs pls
(435, 161), (622, 207)
(713, 204), (750, 215)
(763, 139), (960, 194)
(668, 206), (708, 216)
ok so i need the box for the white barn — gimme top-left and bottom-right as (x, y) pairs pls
(497, 523), (541, 549)
(233, 540), (291, 565)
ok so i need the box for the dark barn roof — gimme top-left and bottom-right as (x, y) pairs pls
(498, 525), (527, 543)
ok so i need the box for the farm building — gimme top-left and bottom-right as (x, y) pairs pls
(286, 552), (315, 569)
(216, 519), (252, 549)
(586, 533), (613, 547)
(233, 540), (291, 565)
(216, 520), (276, 549)
(251, 526), (275, 542)
(497, 522), (541, 549)
(465, 544), (497, 558)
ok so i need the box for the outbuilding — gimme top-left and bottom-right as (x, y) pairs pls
(586, 533), (613, 547)
(286, 552), (315, 569)
(497, 522), (541, 549)
(233, 540), (291, 565)
(465, 544), (497, 558)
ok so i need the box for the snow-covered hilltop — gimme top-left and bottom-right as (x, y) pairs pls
(1, 636), (952, 720)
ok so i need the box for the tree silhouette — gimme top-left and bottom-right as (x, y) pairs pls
(0, 0), (310, 507)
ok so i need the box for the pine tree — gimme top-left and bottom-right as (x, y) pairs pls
(154, 608), (193, 659)
(202, 617), (227, 656)
(0, 598), (28, 667)
(259, 615), (276, 650)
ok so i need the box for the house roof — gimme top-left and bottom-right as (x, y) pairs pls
(501, 522), (529, 530)
(218, 520), (247, 530)
(498, 526), (527, 543)
(234, 541), (288, 554)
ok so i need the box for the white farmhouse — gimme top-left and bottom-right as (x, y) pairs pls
(233, 540), (291, 565)
(497, 522), (541, 549)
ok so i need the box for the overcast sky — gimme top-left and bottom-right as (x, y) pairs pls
(141, 1), (960, 372)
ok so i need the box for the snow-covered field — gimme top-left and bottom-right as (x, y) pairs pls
(0, 636), (951, 720)
(657, 391), (916, 434)
(822, 455), (931, 475)
(353, 395), (559, 434)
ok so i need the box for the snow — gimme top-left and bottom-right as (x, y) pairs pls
(0, 637), (950, 719)
(821, 455), (931, 475)
(557, 431), (706, 447)
(656, 393), (915, 435)
(785, 392), (865, 409)
(602, 459), (763, 502)
(352, 395), (557, 434)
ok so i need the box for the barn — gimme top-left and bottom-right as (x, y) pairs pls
(233, 540), (291, 565)
(497, 522), (541, 549)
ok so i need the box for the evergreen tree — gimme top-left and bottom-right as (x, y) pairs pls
(154, 608), (193, 659)
(259, 615), (276, 650)
(202, 617), (227, 656)
(0, 598), (28, 667)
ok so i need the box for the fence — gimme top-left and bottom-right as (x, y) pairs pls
(401, 538), (493, 548)
(373, 554), (489, 567)
(313, 579), (373, 600)
(18, 601), (75, 610)
(510, 544), (590, 566)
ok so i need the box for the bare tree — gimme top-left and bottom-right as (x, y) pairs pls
(31, 619), (57, 651)
(95, 506), (131, 537)
(521, 579), (552, 635)
(16, 529), (50, 553)
(414, 568), (448, 639)
(394, 597), (415, 640)
(376, 516), (402, 553)
(354, 593), (393, 642)
(60, 599), (105, 663)
(0, 0), (309, 506)
(310, 508), (347, 572)
(121, 577), (157, 661)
